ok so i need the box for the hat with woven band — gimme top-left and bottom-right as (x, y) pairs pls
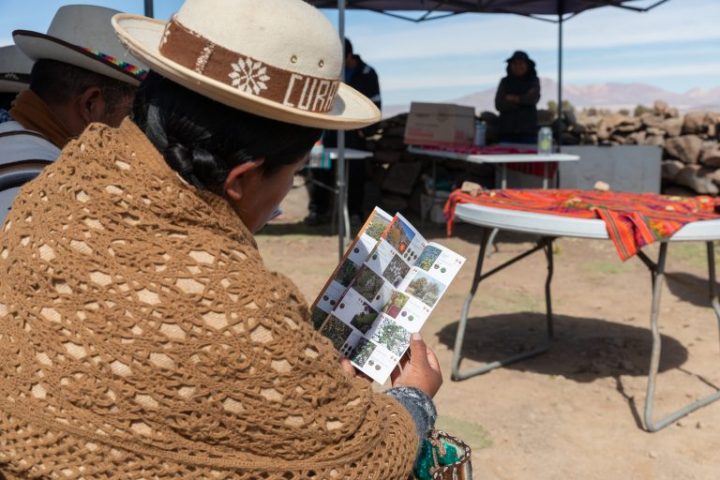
(13, 5), (147, 86)
(112, 0), (381, 130)
(0, 45), (33, 93)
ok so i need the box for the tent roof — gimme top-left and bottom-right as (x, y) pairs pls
(307, 0), (667, 19)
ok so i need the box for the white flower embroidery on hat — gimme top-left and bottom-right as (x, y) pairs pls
(229, 58), (270, 95)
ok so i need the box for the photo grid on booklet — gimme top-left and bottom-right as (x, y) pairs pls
(311, 207), (466, 384)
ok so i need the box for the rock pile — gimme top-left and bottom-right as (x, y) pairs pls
(559, 101), (720, 195)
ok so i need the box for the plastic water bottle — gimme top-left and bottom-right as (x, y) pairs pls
(537, 126), (553, 154)
(474, 120), (486, 147)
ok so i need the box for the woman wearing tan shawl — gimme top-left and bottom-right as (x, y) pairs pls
(0, 0), (443, 478)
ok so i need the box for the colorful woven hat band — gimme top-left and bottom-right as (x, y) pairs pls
(81, 46), (148, 82)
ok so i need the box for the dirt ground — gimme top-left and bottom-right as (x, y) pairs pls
(257, 181), (720, 480)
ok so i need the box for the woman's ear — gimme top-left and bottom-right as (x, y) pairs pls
(224, 159), (265, 201)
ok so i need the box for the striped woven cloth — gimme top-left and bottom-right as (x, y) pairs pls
(444, 189), (720, 260)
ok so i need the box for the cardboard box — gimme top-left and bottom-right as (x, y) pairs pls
(403, 102), (475, 147)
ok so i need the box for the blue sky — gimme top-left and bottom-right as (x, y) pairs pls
(1, 0), (719, 107)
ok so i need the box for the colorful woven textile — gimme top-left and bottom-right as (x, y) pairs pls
(444, 189), (720, 260)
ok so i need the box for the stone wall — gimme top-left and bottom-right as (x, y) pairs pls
(557, 101), (720, 195)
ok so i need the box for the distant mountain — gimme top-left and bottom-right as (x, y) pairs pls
(382, 78), (720, 117)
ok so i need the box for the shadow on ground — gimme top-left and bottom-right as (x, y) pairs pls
(436, 312), (689, 383)
(665, 271), (718, 309)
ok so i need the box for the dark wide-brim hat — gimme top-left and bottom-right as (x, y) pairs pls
(506, 50), (535, 67)
(13, 5), (147, 86)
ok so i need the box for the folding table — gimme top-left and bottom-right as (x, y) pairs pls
(452, 202), (720, 432)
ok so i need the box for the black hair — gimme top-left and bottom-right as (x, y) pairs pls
(0, 92), (17, 111)
(30, 59), (135, 115)
(132, 72), (322, 195)
(344, 38), (353, 56)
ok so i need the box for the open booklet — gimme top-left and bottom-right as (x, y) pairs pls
(310, 207), (466, 384)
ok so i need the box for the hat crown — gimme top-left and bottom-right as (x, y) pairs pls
(174, 0), (342, 80)
(0, 45), (33, 74)
(43, 5), (141, 65)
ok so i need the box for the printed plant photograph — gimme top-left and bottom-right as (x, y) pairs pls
(382, 254), (411, 287)
(334, 259), (359, 287)
(416, 245), (442, 271)
(319, 315), (353, 351)
(384, 217), (415, 254)
(311, 306), (328, 329)
(350, 338), (377, 367)
(365, 212), (391, 240)
(382, 291), (409, 318)
(350, 301), (380, 334)
(371, 317), (411, 357)
(406, 271), (446, 307)
(351, 266), (385, 302)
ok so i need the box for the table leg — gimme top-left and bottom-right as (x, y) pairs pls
(451, 233), (555, 381)
(485, 228), (500, 258)
(336, 156), (346, 259)
(343, 160), (351, 241)
(641, 242), (720, 432)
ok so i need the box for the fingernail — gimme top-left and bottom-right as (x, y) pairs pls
(412, 333), (421, 340)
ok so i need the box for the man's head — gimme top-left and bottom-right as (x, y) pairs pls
(13, 5), (147, 134)
(29, 59), (135, 134)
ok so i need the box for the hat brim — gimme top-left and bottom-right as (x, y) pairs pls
(13, 30), (142, 86)
(112, 14), (381, 130)
(0, 79), (28, 93)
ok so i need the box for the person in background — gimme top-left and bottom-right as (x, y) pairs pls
(306, 38), (381, 227)
(494, 50), (540, 144)
(0, 5), (147, 163)
(0, 45), (32, 123)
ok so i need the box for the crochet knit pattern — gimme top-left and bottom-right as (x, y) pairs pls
(0, 119), (417, 479)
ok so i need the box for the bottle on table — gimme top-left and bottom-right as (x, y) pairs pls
(537, 126), (553, 155)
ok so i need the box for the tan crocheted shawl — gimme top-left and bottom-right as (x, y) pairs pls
(0, 119), (417, 479)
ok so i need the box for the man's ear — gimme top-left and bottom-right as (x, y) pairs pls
(76, 86), (104, 124)
(224, 159), (265, 201)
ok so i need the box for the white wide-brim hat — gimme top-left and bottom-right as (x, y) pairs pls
(112, 0), (380, 130)
(14, 5), (147, 86)
(0, 45), (33, 92)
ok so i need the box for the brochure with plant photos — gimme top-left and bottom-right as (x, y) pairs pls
(311, 207), (466, 384)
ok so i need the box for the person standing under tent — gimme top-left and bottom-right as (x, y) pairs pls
(305, 38), (381, 227)
(494, 50), (540, 144)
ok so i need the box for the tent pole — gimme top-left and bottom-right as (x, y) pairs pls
(337, 0), (348, 259)
(557, 0), (564, 153)
(144, 0), (154, 17)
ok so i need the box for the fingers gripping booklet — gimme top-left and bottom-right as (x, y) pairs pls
(311, 207), (466, 384)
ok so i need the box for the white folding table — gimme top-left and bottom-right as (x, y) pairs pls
(451, 202), (720, 432)
(407, 146), (580, 189)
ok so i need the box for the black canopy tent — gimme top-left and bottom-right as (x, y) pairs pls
(307, 0), (669, 147)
